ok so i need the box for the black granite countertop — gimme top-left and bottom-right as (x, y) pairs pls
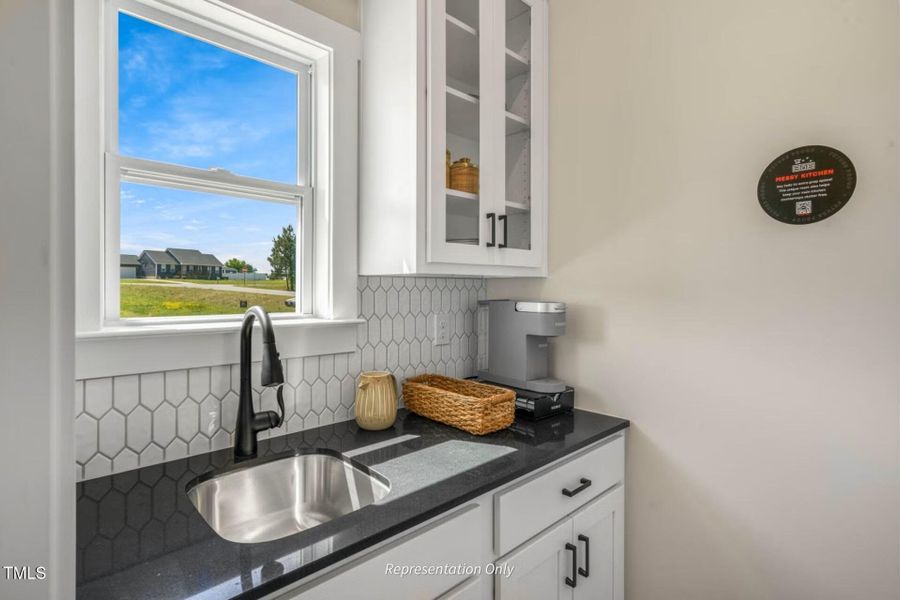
(76, 409), (629, 599)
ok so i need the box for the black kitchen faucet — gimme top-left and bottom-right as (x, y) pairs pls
(234, 306), (285, 459)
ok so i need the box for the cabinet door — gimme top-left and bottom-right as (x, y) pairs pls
(438, 575), (491, 600)
(496, 0), (546, 268)
(572, 485), (625, 600)
(495, 518), (574, 600)
(428, 0), (497, 265)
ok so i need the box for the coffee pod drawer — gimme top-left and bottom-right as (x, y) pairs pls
(494, 434), (625, 555)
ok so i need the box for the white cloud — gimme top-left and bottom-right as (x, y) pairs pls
(142, 109), (274, 164)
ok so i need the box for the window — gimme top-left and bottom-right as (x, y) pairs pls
(76, 0), (361, 378)
(106, 3), (313, 321)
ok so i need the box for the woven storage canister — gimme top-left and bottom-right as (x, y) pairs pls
(449, 158), (479, 194)
(402, 374), (515, 435)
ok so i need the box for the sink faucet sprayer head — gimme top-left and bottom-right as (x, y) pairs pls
(261, 339), (284, 388)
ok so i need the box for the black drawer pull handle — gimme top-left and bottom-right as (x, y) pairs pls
(486, 213), (496, 247)
(578, 534), (590, 578)
(562, 478), (592, 497)
(498, 214), (508, 248)
(564, 542), (577, 588)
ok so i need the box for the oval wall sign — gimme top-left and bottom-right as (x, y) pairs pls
(757, 145), (856, 224)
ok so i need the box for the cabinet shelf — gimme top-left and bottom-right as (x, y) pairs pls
(505, 111), (529, 135)
(505, 48), (529, 78)
(446, 0), (478, 31)
(506, 0), (531, 59)
(447, 188), (479, 201)
(447, 86), (479, 140)
(507, 0), (530, 21)
(447, 16), (479, 94)
(506, 201), (530, 211)
(446, 14), (476, 37)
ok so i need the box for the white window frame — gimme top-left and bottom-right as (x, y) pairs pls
(74, 0), (362, 379)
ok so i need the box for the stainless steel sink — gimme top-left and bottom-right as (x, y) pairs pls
(187, 450), (391, 544)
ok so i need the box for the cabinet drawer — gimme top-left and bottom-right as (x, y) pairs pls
(495, 435), (624, 555)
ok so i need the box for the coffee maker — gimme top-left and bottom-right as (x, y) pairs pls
(477, 300), (574, 419)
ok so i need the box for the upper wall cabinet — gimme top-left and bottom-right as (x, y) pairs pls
(360, 0), (548, 277)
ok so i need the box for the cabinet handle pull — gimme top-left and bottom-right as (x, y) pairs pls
(562, 478), (592, 497)
(564, 542), (577, 588)
(486, 213), (496, 247)
(578, 534), (590, 578)
(498, 214), (508, 248)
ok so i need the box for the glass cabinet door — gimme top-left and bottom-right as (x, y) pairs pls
(499, 0), (544, 267)
(428, 0), (544, 268)
(429, 0), (495, 264)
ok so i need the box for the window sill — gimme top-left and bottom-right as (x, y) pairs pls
(75, 317), (362, 379)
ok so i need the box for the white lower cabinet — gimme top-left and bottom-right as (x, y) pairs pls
(494, 436), (625, 555)
(496, 485), (624, 600)
(278, 504), (486, 600)
(437, 575), (491, 600)
(271, 434), (625, 600)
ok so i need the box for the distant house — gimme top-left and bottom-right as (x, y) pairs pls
(139, 248), (224, 280)
(120, 254), (142, 279)
(165, 248), (224, 279)
(139, 250), (178, 279)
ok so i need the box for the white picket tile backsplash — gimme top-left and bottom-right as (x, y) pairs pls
(74, 276), (485, 481)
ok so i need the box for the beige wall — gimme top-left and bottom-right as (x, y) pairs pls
(290, 0), (359, 29)
(489, 1), (900, 598)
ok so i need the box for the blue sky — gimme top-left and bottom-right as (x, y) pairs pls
(118, 12), (298, 271)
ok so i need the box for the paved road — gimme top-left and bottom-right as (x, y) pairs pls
(123, 281), (295, 297)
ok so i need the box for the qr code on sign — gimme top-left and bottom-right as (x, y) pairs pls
(795, 200), (812, 216)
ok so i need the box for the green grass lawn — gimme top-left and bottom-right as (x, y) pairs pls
(188, 278), (291, 290)
(120, 283), (295, 317)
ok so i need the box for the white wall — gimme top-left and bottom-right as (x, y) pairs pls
(489, 1), (900, 598)
(0, 0), (75, 597)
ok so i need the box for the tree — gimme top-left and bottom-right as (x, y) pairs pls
(224, 258), (254, 273)
(268, 225), (296, 291)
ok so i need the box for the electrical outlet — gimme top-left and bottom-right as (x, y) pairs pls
(432, 313), (450, 346)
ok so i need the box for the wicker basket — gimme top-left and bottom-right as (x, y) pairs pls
(402, 374), (515, 435)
